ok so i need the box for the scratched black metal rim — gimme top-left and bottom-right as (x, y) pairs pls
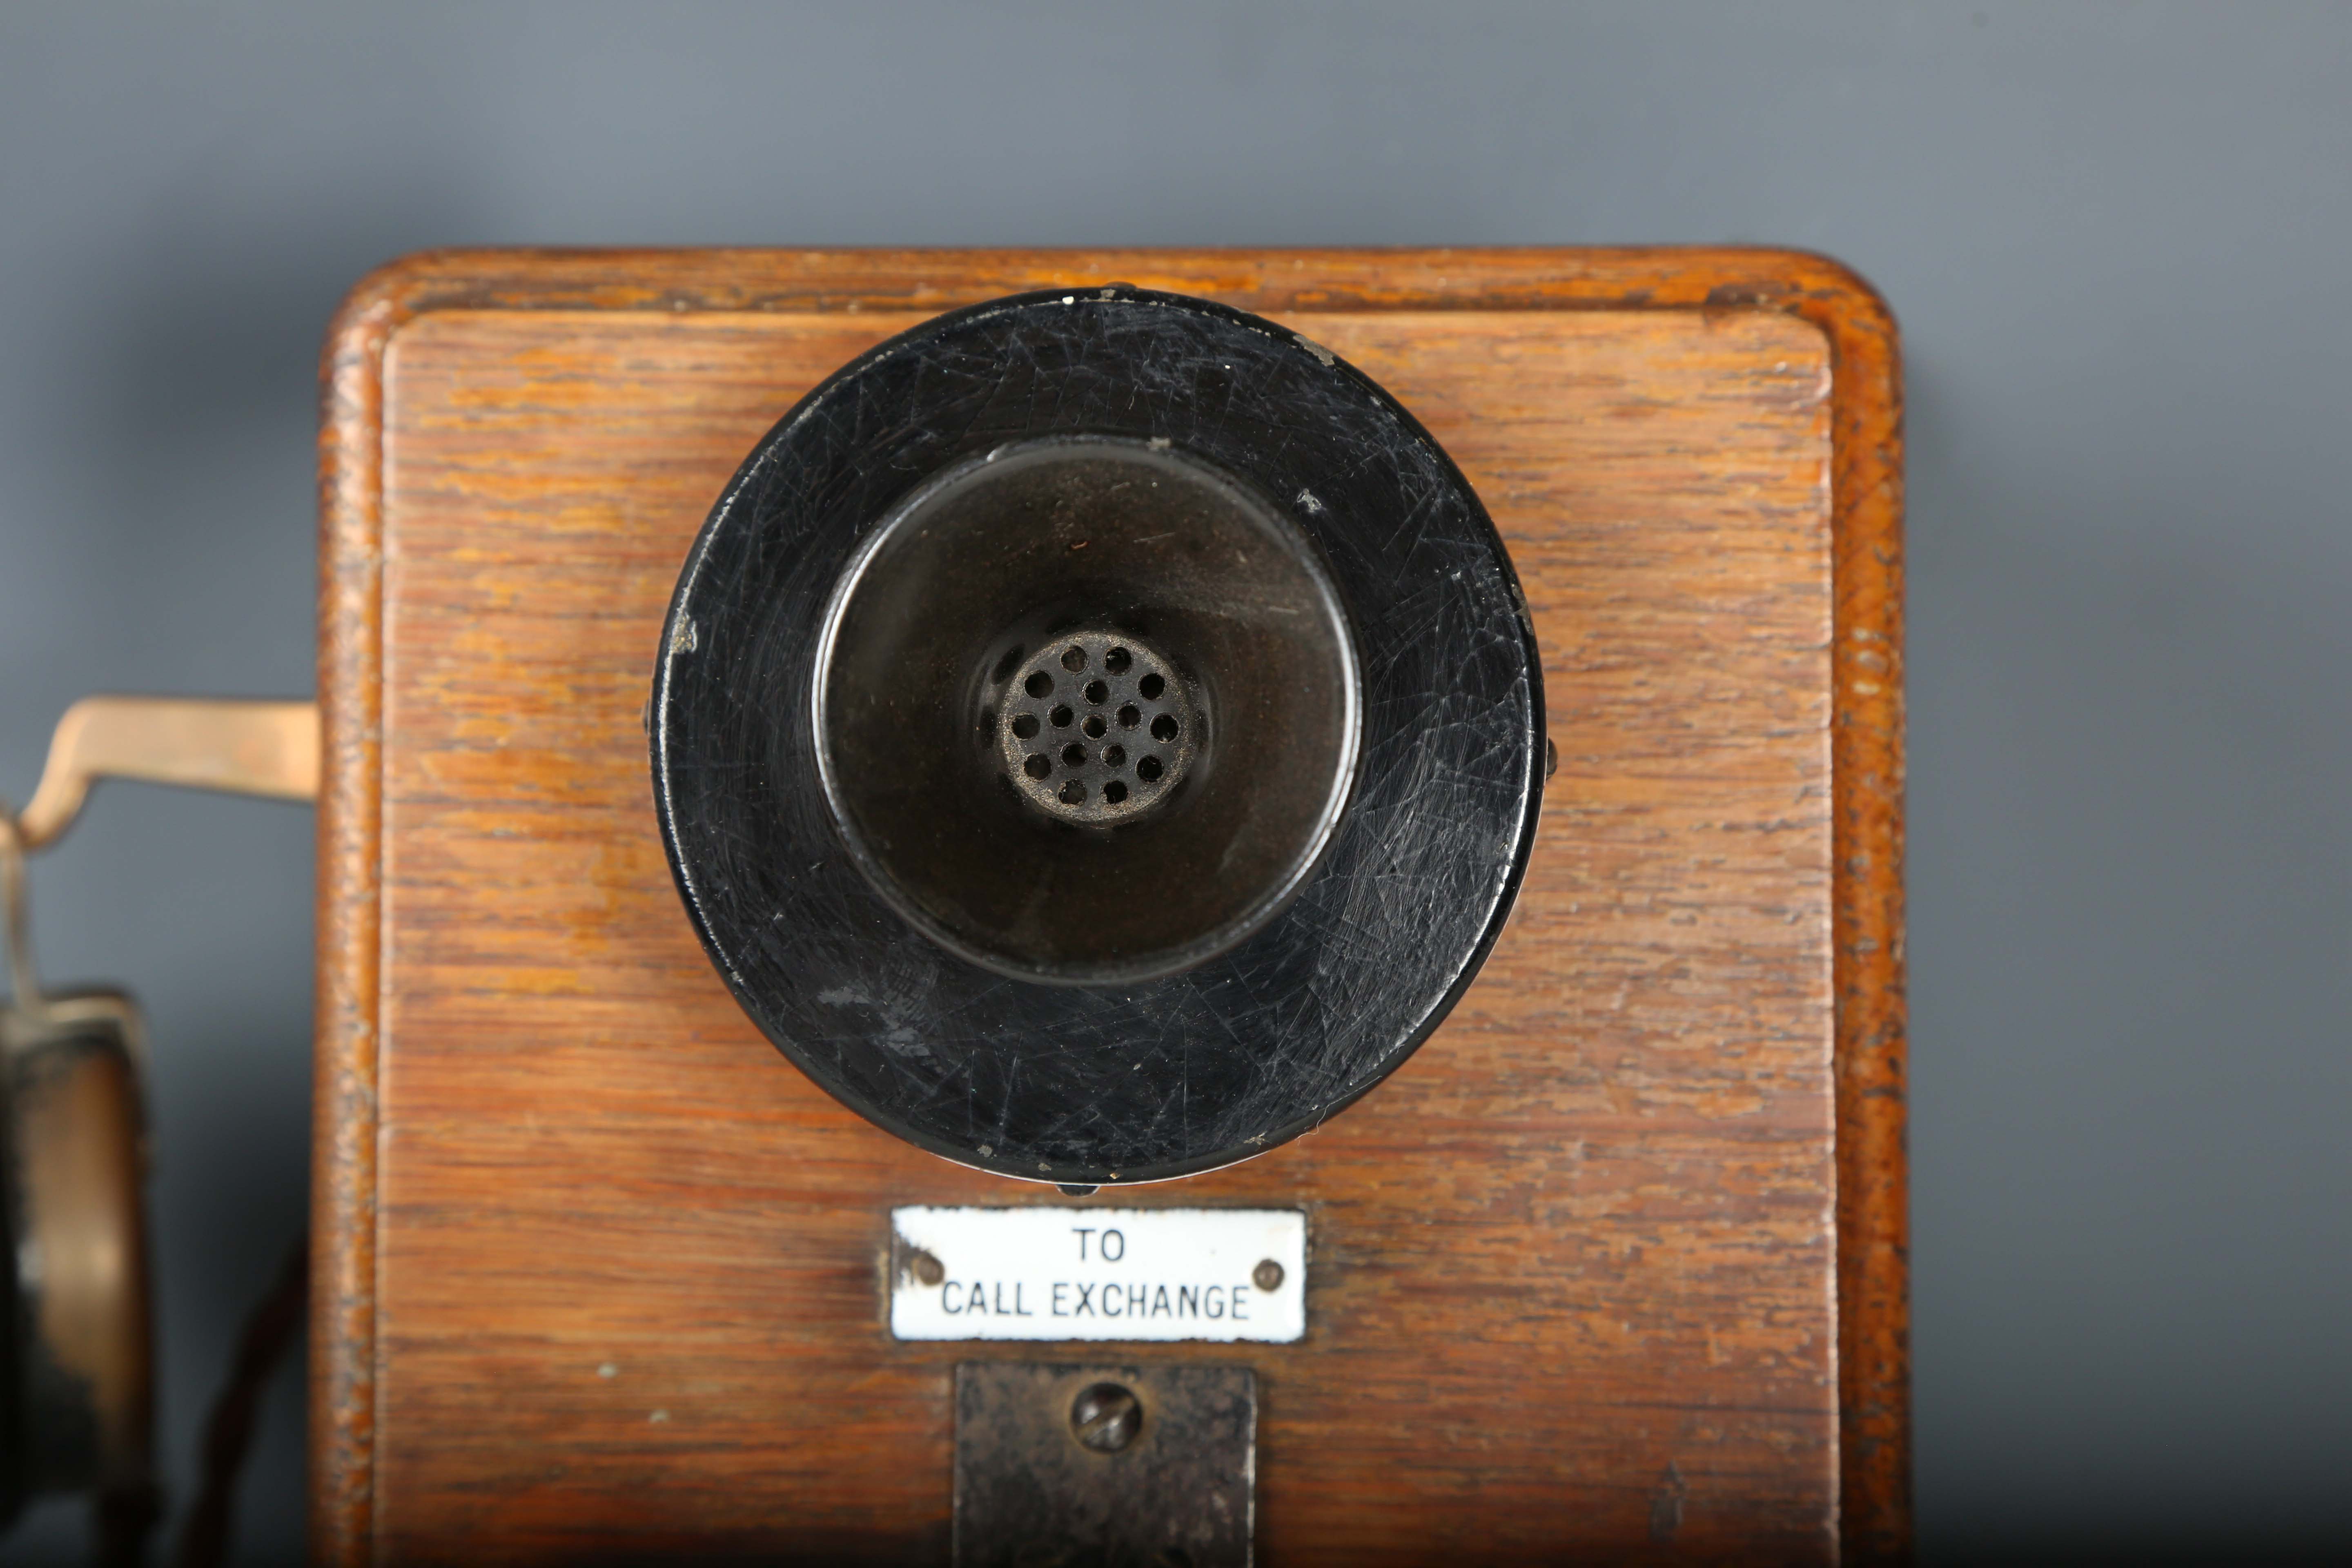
(653, 286), (1544, 1185)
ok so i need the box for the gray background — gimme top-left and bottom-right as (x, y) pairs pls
(2, 3), (2345, 1562)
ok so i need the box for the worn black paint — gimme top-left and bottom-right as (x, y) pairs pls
(953, 1364), (1253, 1568)
(652, 287), (1542, 1185)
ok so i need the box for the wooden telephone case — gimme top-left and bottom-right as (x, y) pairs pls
(313, 248), (1907, 1564)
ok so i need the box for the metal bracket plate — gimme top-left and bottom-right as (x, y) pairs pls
(953, 1363), (1255, 1568)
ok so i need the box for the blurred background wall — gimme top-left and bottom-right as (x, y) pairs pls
(2, 4), (2346, 1562)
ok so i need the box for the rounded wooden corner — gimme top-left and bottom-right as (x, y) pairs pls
(320, 249), (460, 381)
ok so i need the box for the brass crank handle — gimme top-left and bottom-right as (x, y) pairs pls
(12, 696), (320, 853)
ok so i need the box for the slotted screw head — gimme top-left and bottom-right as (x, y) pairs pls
(1069, 1381), (1143, 1453)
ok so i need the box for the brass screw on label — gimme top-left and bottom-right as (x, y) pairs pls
(1252, 1259), (1284, 1292)
(1069, 1382), (1143, 1453)
(909, 1249), (945, 1287)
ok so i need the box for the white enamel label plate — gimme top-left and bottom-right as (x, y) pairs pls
(889, 1206), (1306, 1343)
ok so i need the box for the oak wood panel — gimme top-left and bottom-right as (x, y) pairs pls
(317, 249), (1905, 1566)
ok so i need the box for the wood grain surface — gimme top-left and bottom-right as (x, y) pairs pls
(316, 250), (1905, 1566)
